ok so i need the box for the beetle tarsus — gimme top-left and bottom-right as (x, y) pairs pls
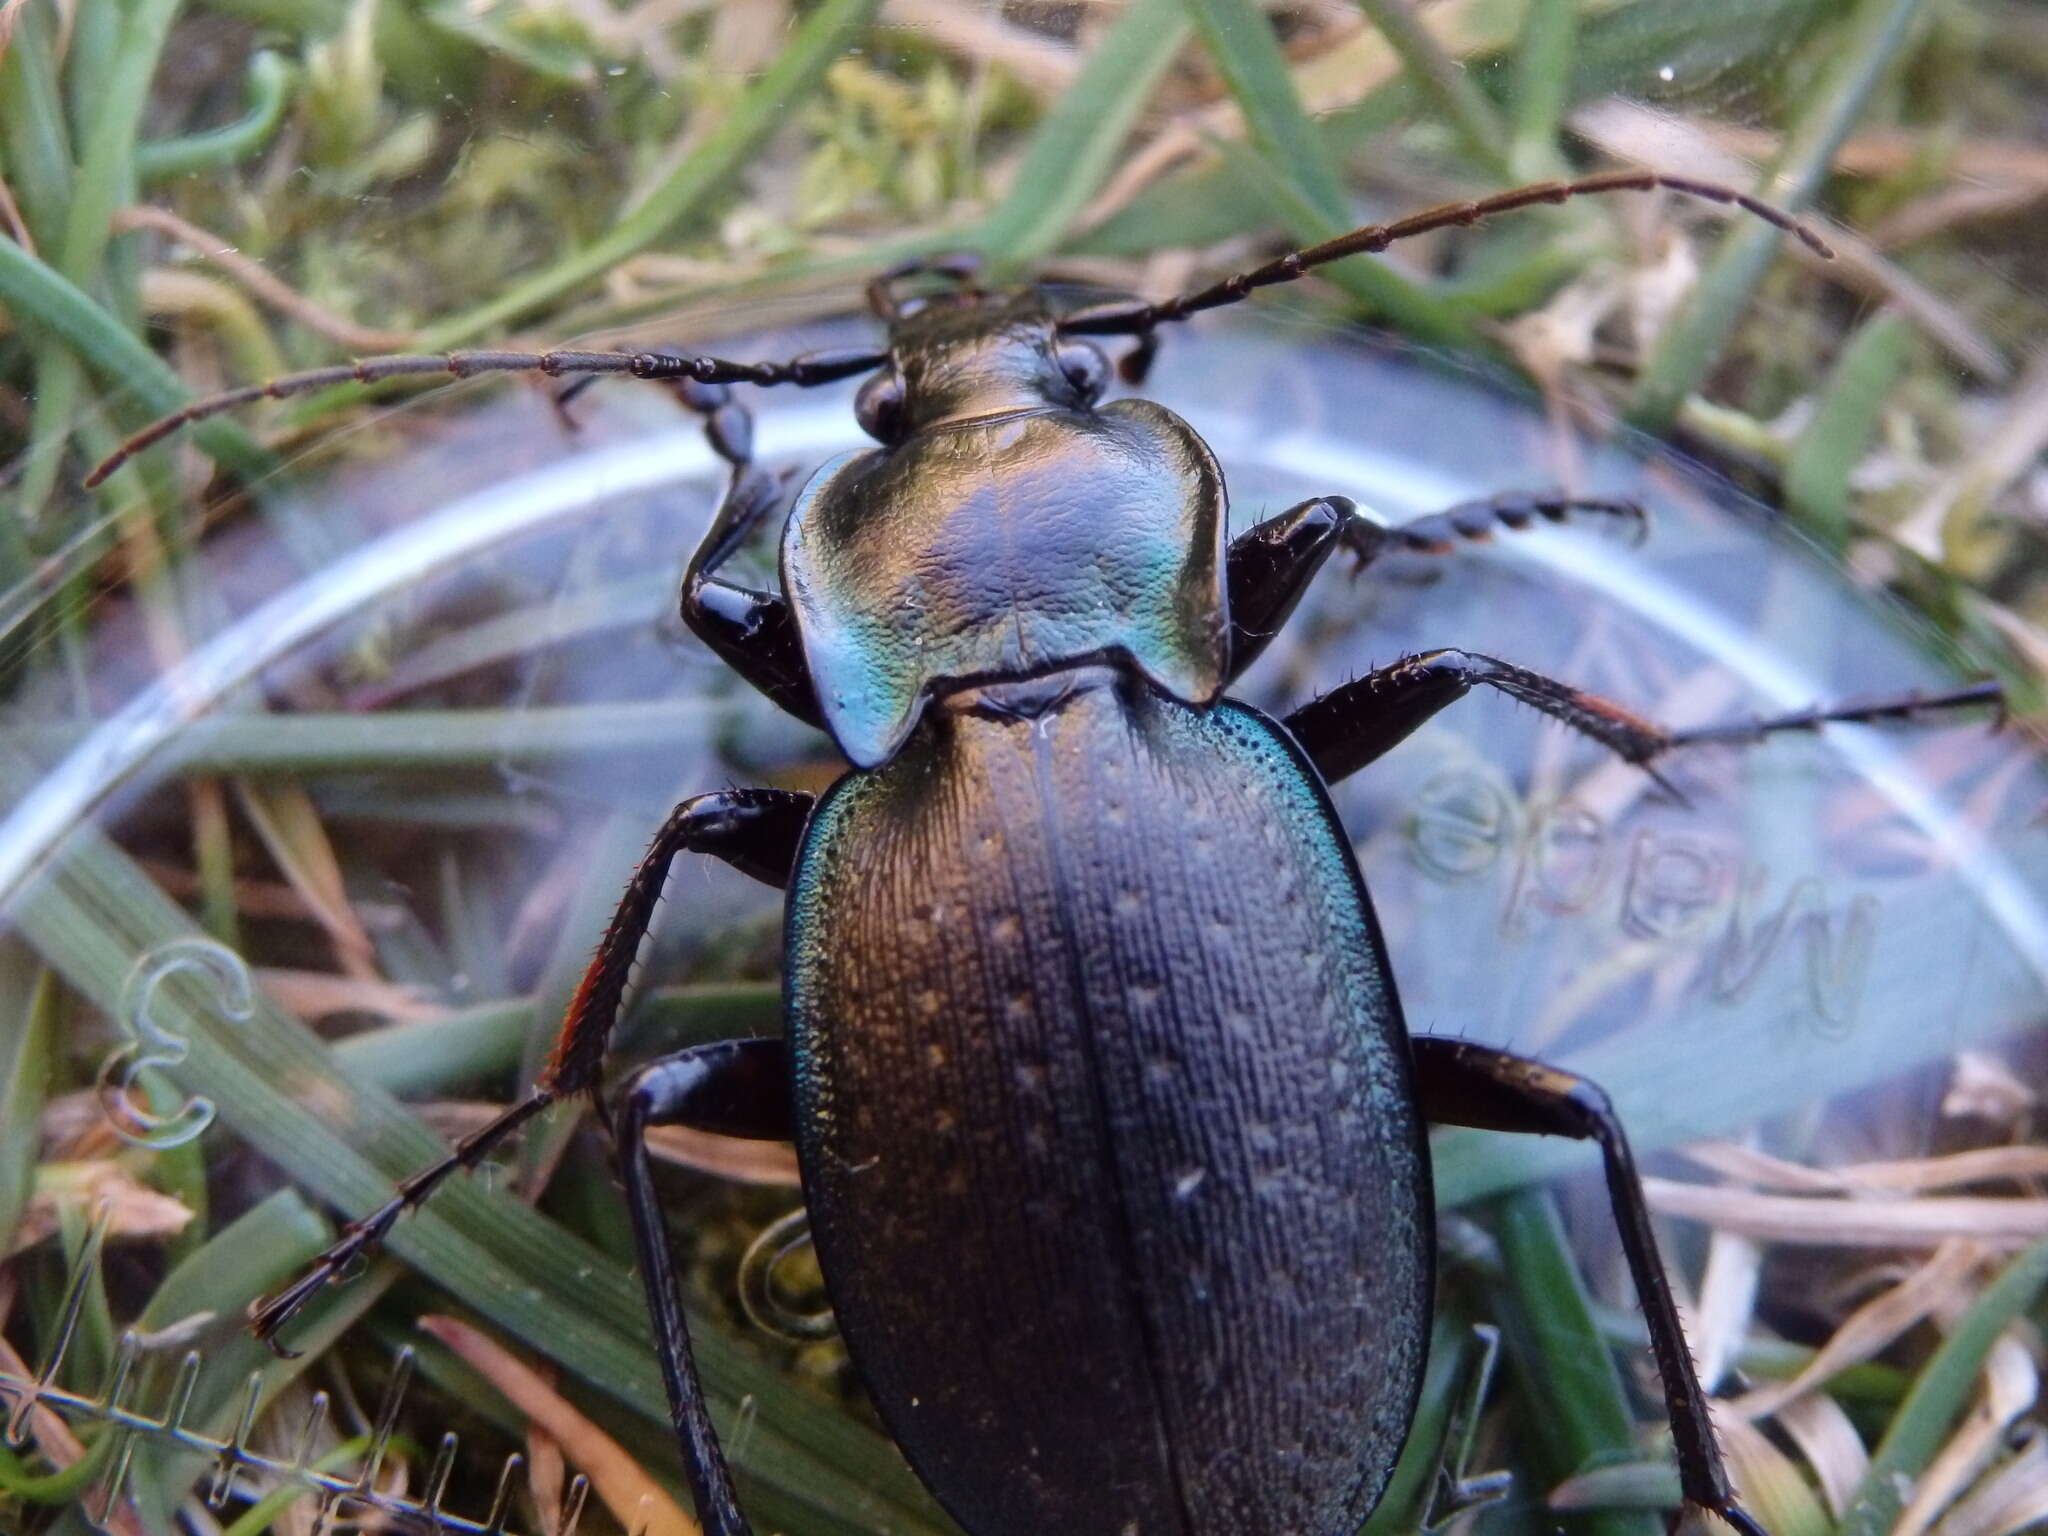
(1664, 679), (2005, 749)
(1354, 491), (1648, 562)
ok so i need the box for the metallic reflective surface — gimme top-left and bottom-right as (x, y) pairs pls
(789, 680), (1428, 1535)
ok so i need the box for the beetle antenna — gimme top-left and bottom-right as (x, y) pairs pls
(1056, 170), (1834, 337)
(84, 345), (887, 488)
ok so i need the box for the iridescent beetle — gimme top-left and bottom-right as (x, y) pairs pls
(92, 172), (1997, 1536)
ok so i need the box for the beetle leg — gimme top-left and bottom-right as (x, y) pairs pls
(680, 467), (827, 730)
(1226, 495), (1645, 681)
(670, 372), (833, 730)
(247, 789), (812, 1352)
(615, 1038), (794, 1536)
(608, 370), (827, 730)
(1345, 492), (1646, 568)
(1224, 495), (1359, 679)
(540, 788), (814, 1098)
(1408, 1037), (1767, 1536)
(1284, 649), (1675, 787)
(551, 354), (835, 730)
(1282, 650), (2001, 790)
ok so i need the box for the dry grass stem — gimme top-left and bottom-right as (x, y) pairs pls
(418, 1102), (802, 1185)
(1571, 98), (2007, 379)
(7, 1162), (195, 1256)
(1773, 1391), (1870, 1516)
(1682, 1141), (2048, 1195)
(0, 175), (32, 253)
(1870, 183), (2048, 248)
(646, 1126), (802, 1185)
(1896, 347), (2048, 561)
(1693, 123), (2048, 187)
(418, 1315), (699, 1536)
(1934, 1428), (2048, 1536)
(234, 781), (382, 981)
(1693, 1226), (1764, 1393)
(883, 0), (1078, 95)
(1732, 1241), (1983, 1421)
(1647, 1179), (2048, 1247)
(1896, 1330), (2040, 1536)
(253, 968), (446, 1024)
(1078, 0), (1494, 229)
(112, 207), (414, 353)
(0, 1333), (148, 1536)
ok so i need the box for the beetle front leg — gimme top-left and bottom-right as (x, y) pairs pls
(679, 455), (829, 731)
(1344, 491), (1645, 565)
(1409, 1036), (1765, 1536)
(1226, 496), (1644, 682)
(1225, 495), (1358, 679)
(616, 1038), (792, 1536)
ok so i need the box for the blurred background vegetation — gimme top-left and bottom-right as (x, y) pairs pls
(2, 0), (2046, 1533)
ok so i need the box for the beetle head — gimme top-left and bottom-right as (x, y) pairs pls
(857, 288), (1111, 443)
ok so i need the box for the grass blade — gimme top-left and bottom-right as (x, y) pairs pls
(417, 0), (883, 346)
(137, 50), (294, 180)
(5, 808), (946, 1535)
(1836, 1238), (2048, 1536)
(1507, 0), (1573, 180)
(974, 0), (1191, 263)
(1482, 1188), (1660, 1536)
(0, 952), (54, 1256)
(1352, 0), (1510, 176)
(1628, 0), (1923, 430)
(0, 238), (275, 486)
(1179, 0), (1348, 223)
(1783, 309), (1912, 548)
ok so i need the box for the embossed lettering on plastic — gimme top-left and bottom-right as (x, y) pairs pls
(98, 938), (251, 1147)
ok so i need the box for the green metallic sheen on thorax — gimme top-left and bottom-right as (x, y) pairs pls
(780, 293), (1228, 766)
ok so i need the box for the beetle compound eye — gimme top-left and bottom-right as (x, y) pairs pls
(1053, 341), (1110, 405)
(855, 369), (908, 442)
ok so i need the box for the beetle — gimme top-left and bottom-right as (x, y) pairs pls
(92, 171), (2000, 1536)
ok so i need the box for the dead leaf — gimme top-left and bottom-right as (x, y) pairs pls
(8, 1161), (195, 1256)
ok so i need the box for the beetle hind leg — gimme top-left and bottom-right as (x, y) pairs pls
(1410, 1037), (1765, 1536)
(616, 1038), (794, 1536)
(247, 789), (812, 1351)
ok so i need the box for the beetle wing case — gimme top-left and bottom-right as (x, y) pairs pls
(785, 680), (1432, 1536)
(783, 400), (1228, 767)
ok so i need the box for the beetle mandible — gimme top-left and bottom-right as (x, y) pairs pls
(94, 170), (2000, 1536)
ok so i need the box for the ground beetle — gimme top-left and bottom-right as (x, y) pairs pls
(94, 171), (2001, 1536)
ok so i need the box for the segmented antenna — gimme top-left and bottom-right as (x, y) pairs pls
(83, 344), (885, 488)
(0, 1214), (585, 1536)
(1056, 170), (1835, 336)
(87, 171), (1829, 490)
